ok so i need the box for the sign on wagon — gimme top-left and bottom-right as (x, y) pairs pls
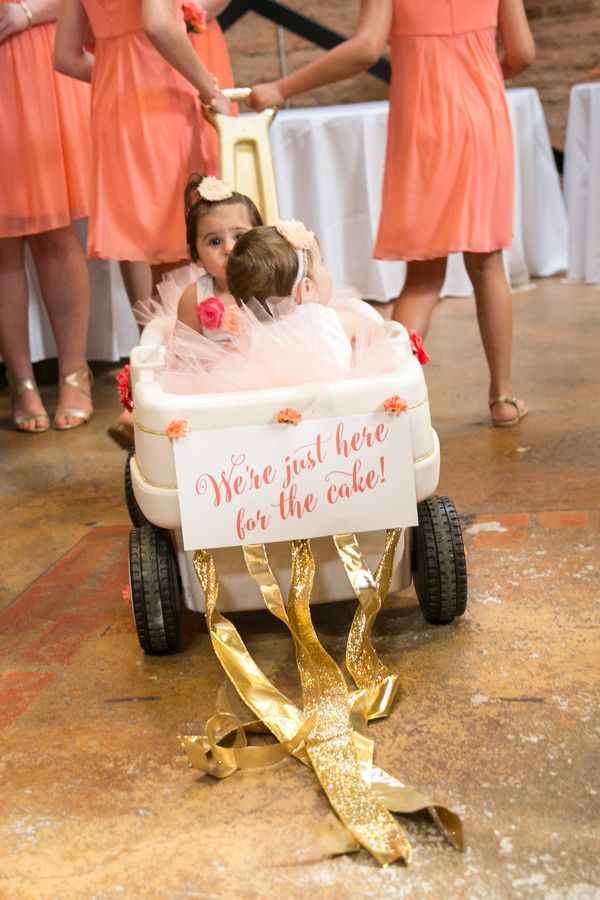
(172, 412), (418, 550)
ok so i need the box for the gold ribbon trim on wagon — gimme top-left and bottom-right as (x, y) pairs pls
(180, 529), (464, 866)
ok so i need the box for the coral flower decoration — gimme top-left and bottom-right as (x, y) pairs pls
(116, 364), (133, 413)
(276, 407), (303, 425)
(182, 1), (207, 33)
(166, 418), (191, 441)
(383, 395), (409, 415)
(409, 330), (431, 365)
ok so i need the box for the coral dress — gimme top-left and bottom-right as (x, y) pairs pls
(81, 0), (207, 263)
(0, 10), (91, 237)
(374, 0), (514, 261)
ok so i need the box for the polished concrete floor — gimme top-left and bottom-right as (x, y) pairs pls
(0, 277), (599, 899)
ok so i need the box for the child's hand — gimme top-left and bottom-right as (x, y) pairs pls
(248, 82), (284, 112)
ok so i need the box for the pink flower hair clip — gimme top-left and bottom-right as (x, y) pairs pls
(196, 297), (241, 334)
(197, 176), (233, 202)
(276, 220), (315, 250)
(383, 395), (409, 415)
(276, 407), (303, 425)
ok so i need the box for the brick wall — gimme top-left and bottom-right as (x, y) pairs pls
(224, 0), (600, 150)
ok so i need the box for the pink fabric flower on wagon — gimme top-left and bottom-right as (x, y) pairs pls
(116, 363), (133, 413)
(409, 330), (431, 365)
(276, 407), (303, 425)
(276, 220), (315, 250)
(166, 418), (190, 441)
(197, 296), (225, 330)
(196, 176), (232, 202)
(383, 395), (409, 415)
(182, 1), (207, 33)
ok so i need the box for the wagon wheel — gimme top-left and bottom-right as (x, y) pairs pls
(128, 524), (181, 653)
(411, 496), (468, 624)
(125, 448), (150, 527)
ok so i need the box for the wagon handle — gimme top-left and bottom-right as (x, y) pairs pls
(222, 87), (252, 102)
(222, 87), (279, 113)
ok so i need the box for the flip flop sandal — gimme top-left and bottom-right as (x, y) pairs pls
(489, 396), (528, 428)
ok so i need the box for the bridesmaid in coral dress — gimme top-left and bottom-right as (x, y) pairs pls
(54, 0), (231, 290)
(0, 0), (94, 432)
(249, 0), (536, 427)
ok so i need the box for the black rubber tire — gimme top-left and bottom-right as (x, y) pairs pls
(411, 495), (468, 624)
(125, 448), (150, 527)
(128, 524), (181, 653)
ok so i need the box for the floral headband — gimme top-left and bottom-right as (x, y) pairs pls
(276, 220), (315, 294)
(196, 176), (233, 202)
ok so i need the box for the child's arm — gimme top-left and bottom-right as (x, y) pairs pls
(498, 0), (535, 78)
(177, 282), (203, 333)
(248, 0), (392, 111)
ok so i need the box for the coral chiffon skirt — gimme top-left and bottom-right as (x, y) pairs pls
(0, 18), (91, 238)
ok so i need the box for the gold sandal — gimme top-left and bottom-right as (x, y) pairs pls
(54, 364), (94, 431)
(489, 396), (528, 428)
(8, 375), (51, 433)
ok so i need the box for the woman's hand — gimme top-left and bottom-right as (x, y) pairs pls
(211, 90), (231, 115)
(200, 89), (231, 121)
(0, 2), (32, 43)
(248, 82), (284, 112)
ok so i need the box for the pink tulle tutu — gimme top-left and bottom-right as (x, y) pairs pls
(134, 266), (412, 394)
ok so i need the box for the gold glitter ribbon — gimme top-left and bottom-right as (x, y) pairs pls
(182, 533), (464, 864)
(333, 531), (464, 852)
(245, 538), (412, 865)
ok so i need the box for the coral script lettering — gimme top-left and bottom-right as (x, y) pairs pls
(194, 421), (390, 541)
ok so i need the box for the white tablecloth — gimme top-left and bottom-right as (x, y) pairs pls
(26, 88), (567, 362)
(270, 88), (567, 300)
(564, 82), (600, 284)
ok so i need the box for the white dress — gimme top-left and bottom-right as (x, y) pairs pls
(135, 266), (411, 395)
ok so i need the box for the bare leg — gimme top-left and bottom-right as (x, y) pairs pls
(390, 257), (447, 337)
(119, 260), (152, 311)
(0, 236), (49, 431)
(28, 225), (93, 428)
(463, 250), (526, 425)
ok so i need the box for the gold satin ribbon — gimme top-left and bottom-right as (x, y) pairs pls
(244, 538), (412, 866)
(183, 532), (464, 864)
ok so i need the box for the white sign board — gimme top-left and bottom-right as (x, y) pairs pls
(172, 412), (417, 550)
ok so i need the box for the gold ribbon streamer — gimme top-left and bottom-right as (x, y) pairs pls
(192, 548), (307, 750)
(184, 536), (464, 864)
(180, 714), (311, 779)
(335, 530), (402, 721)
(243, 540), (412, 866)
(334, 530), (464, 852)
